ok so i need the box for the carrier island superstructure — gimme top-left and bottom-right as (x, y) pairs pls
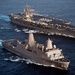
(2, 33), (70, 70)
(9, 5), (75, 38)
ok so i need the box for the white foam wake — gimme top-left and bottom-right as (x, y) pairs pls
(23, 29), (39, 33)
(22, 29), (28, 32)
(4, 56), (50, 67)
(4, 56), (36, 64)
(0, 14), (10, 22)
(4, 56), (21, 62)
(15, 28), (21, 32)
(0, 27), (10, 30)
(0, 39), (3, 46)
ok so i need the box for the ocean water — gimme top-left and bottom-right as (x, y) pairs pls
(0, 0), (75, 75)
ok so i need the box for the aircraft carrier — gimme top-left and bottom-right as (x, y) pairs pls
(2, 33), (70, 70)
(9, 5), (75, 38)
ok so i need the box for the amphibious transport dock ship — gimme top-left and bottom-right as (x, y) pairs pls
(2, 33), (70, 70)
(9, 5), (75, 38)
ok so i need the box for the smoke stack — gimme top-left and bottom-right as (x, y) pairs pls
(28, 33), (35, 46)
(44, 38), (53, 51)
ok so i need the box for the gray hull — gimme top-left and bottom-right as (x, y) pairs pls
(10, 18), (75, 38)
(2, 42), (70, 70)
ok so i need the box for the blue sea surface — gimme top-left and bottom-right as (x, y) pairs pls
(0, 0), (75, 75)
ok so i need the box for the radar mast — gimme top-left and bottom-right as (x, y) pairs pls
(24, 5), (33, 20)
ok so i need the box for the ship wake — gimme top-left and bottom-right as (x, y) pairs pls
(3, 55), (43, 66)
(0, 14), (10, 22)
(4, 56), (50, 67)
(4, 56), (24, 62)
(0, 39), (3, 47)
(0, 14), (12, 30)
(15, 28), (39, 33)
